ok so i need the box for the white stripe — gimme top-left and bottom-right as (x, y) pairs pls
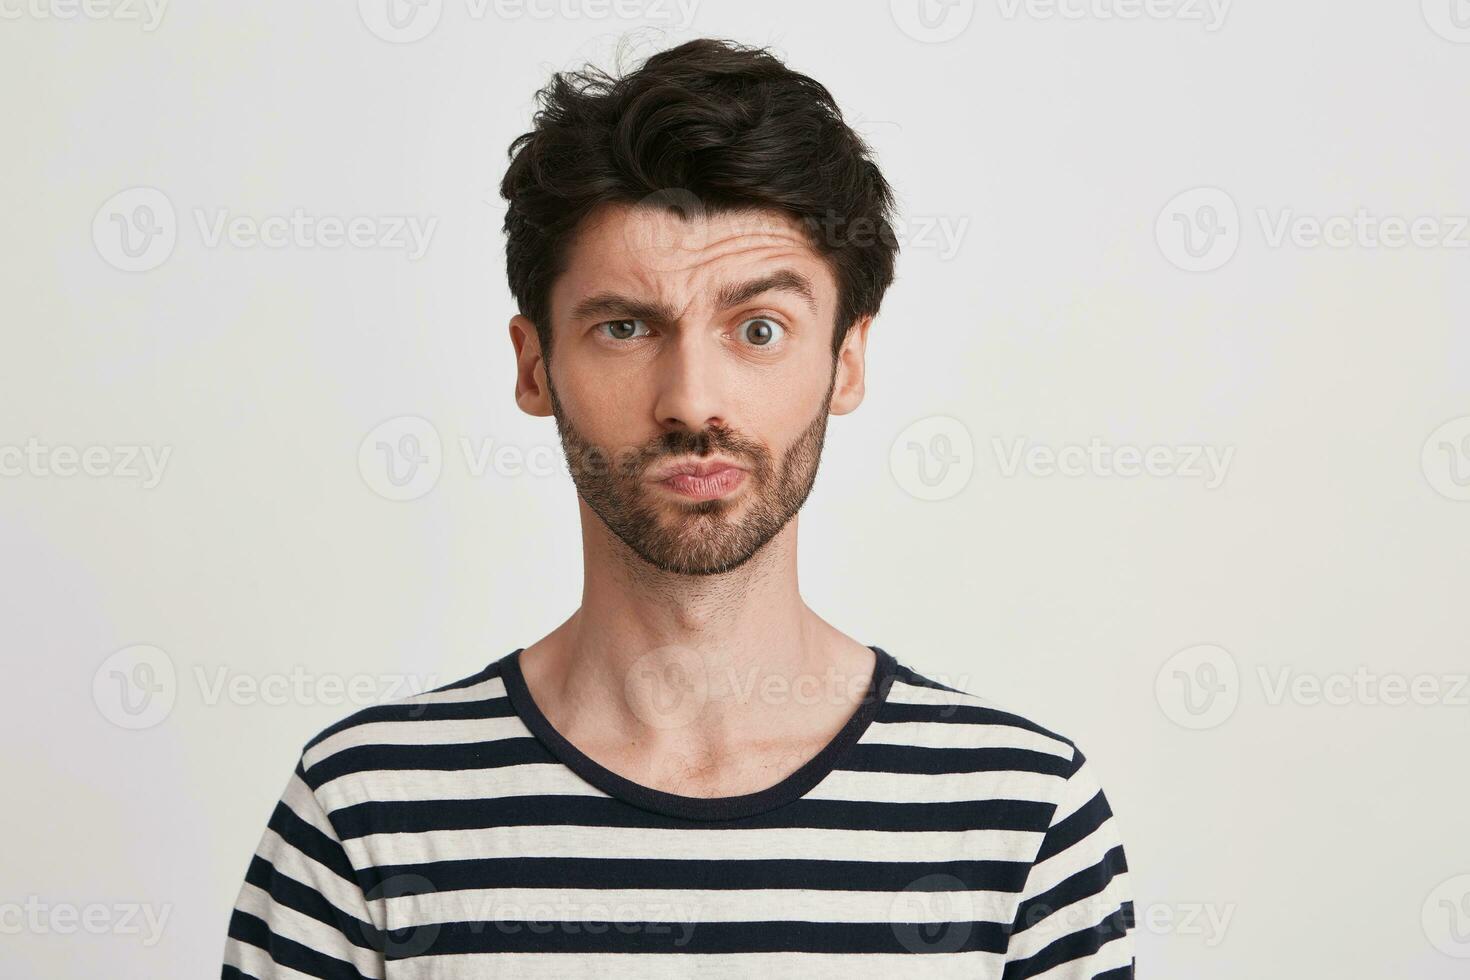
(315, 762), (1060, 809)
(224, 929), (381, 980)
(862, 720), (1074, 757)
(383, 885), (1018, 927)
(254, 826), (385, 932)
(343, 825), (1043, 867)
(1027, 922), (1134, 978)
(279, 771), (336, 834)
(884, 678), (992, 708)
(1020, 818), (1123, 900)
(303, 715), (531, 770)
(1006, 871), (1133, 962)
(387, 950), (1004, 979)
(809, 767), (1063, 805)
(1050, 762), (1102, 824)
(232, 880), (385, 978)
(407, 675), (508, 705)
(319, 763), (603, 805)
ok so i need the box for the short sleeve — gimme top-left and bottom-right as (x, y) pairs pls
(222, 757), (386, 979)
(1002, 749), (1136, 979)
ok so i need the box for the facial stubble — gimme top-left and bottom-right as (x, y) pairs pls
(546, 361), (838, 577)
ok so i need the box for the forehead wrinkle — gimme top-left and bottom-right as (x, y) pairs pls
(669, 232), (827, 320)
(574, 265), (820, 326)
(562, 211), (829, 325)
(675, 227), (815, 269)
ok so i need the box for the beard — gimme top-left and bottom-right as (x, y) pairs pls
(546, 366), (836, 577)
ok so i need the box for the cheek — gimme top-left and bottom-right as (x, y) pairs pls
(554, 365), (654, 457)
(743, 375), (826, 452)
(763, 350), (833, 415)
(552, 350), (614, 414)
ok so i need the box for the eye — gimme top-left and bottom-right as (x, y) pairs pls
(597, 319), (651, 341)
(737, 317), (785, 347)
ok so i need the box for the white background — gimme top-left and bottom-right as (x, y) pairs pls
(2, 1), (1469, 977)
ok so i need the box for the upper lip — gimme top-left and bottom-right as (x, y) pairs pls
(650, 456), (747, 481)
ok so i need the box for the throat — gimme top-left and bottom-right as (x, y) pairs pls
(623, 736), (833, 799)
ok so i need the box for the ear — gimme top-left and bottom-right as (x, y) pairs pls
(828, 315), (872, 416)
(510, 314), (554, 417)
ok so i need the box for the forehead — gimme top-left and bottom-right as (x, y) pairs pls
(551, 201), (836, 320)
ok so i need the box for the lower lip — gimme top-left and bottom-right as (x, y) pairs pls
(656, 467), (747, 501)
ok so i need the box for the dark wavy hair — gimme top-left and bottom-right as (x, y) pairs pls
(499, 37), (899, 366)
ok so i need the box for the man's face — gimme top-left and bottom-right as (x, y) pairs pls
(517, 201), (865, 576)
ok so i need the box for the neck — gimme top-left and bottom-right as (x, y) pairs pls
(519, 499), (874, 770)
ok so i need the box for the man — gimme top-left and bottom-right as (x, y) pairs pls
(223, 37), (1135, 979)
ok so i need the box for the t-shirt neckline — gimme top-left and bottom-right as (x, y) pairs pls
(498, 644), (898, 822)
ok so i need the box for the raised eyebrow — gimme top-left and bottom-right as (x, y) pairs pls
(568, 268), (818, 324)
(715, 269), (817, 316)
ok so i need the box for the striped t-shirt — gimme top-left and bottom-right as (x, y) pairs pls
(222, 646), (1136, 978)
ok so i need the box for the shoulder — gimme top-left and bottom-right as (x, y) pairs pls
(291, 656), (525, 804)
(879, 656), (1130, 866)
(876, 655), (1115, 802)
(882, 657), (1080, 758)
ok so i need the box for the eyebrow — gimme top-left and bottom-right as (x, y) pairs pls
(567, 268), (819, 324)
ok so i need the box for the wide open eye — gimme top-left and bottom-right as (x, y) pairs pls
(738, 317), (785, 347)
(598, 319), (651, 341)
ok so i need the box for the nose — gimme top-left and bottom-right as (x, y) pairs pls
(651, 325), (728, 436)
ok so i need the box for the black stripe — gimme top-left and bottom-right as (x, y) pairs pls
(875, 701), (1074, 743)
(403, 917), (1011, 957)
(303, 737), (553, 790)
(1035, 790), (1111, 864)
(358, 855), (1034, 896)
(330, 794), (1055, 838)
(227, 909), (376, 980)
(319, 696), (516, 729)
(267, 789), (357, 886)
(302, 662), (504, 751)
(304, 694), (512, 751)
(843, 742), (1075, 777)
(1001, 903), (1133, 979)
(243, 854), (383, 952)
(310, 739), (1072, 791)
(1010, 845), (1129, 936)
(890, 662), (972, 696)
(433, 660), (504, 691)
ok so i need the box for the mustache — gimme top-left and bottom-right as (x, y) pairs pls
(644, 424), (769, 469)
(653, 425), (734, 458)
(563, 425), (766, 481)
